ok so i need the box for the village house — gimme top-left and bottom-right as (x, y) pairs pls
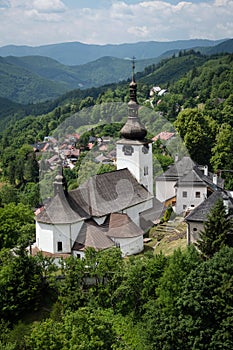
(155, 157), (224, 214)
(185, 189), (233, 245)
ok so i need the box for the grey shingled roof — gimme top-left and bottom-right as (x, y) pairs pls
(73, 220), (114, 251)
(36, 190), (86, 224)
(69, 168), (152, 217)
(156, 156), (196, 181)
(177, 166), (224, 189)
(108, 213), (144, 238)
(185, 190), (233, 222)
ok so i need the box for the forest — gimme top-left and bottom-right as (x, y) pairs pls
(0, 50), (233, 348)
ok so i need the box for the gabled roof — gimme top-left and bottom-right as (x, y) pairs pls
(156, 156), (196, 181)
(73, 220), (114, 251)
(152, 131), (175, 142)
(68, 168), (152, 217)
(185, 190), (233, 222)
(108, 213), (144, 238)
(176, 166), (224, 189)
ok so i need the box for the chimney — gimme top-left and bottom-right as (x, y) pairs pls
(223, 195), (229, 214)
(204, 165), (208, 176)
(213, 174), (218, 185)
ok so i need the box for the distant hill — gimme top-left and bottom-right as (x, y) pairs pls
(205, 38), (233, 55)
(1, 51), (232, 134)
(0, 56), (69, 103)
(0, 55), (168, 103)
(139, 52), (207, 86)
(0, 39), (225, 65)
(0, 38), (231, 104)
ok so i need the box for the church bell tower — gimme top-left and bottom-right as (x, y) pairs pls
(116, 58), (153, 194)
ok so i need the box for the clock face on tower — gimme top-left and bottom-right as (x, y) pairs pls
(142, 145), (149, 154)
(123, 145), (134, 155)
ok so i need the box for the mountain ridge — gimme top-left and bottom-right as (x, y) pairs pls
(0, 38), (226, 65)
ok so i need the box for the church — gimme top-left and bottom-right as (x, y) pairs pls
(34, 66), (154, 258)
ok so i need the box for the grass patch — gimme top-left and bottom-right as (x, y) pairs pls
(145, 218), (187, 256)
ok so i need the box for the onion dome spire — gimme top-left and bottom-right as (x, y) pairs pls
(120, 57), (147, 140)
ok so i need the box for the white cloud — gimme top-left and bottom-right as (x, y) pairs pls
(25, 9), (62, 22)
(214, 0), (233, 6)
(0, 1), (232, 46)
(128, 25), (149, 37)
(32, 0), (66, 13)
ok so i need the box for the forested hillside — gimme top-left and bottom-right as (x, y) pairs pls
(0, 55), (161, 103)
(0, 50), (233, 349)
(1, 52), (232, 184)
(0, 38), (232, 104)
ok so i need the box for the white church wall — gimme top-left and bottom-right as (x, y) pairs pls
(123, 199), (153, 227)
(36, 221), (54, 253)
(117, 142), (153, 195)
(70, 221), (84, 245)
(139, 143), (153, 194)
(110, 236), (144, 256)
(52, 224), (72, 253)
(37, 221), (76, 253)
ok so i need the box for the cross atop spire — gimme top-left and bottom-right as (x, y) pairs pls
(132, 56), (136, 82)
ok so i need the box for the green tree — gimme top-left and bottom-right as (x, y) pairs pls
(174, 108), (217, 165)
(195, 199), (233, 259)
(17, 182), (40, 208)
(156, 246), (201, 310)
(0, 203), (35, 249)
(142, 247), (233, 349)
(113, 253), (167, 317)
(211, 123), (233, 189)
(24, 152), (39, 183)
(0, 185), (18, 205)
(0, 248), (44, 323)
(25, 307), (117, 350)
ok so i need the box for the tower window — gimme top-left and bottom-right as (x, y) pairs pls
(123, 145), (134, 155)
(57, 241), (63, 251)
(144, 166), (148, 175)
(182, 191), (187, 198)
(142, 145), (149, 154)
(195, 191), (201, 198)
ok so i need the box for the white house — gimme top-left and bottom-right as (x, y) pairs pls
(175, 165), (224, 214)
(155, 156), (195, 204)
(35, 68), (155, 258)
(155, 156), (224, 214)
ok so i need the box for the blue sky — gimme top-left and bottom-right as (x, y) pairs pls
(0, 0), (232, 46)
